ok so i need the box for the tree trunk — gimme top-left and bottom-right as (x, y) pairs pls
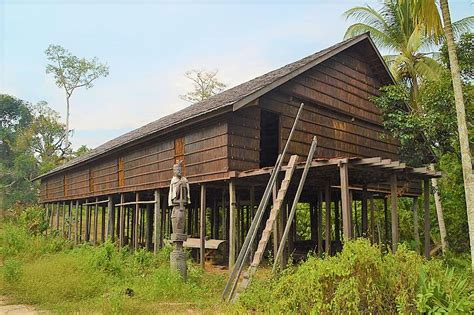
(430, 164), (448, 254)
(65, 96), (70, 149)
(440, 0), (474, 271)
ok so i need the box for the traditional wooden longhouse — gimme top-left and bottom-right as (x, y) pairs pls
(37, 33), (439, 267)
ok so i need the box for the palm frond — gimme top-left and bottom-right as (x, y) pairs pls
(344, 23), (397, 51)
(451, 16), (474, 39)
(343, 5), (388, 32)
(414, 56), (442, 81)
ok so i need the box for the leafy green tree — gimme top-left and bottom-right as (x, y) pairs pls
(45, 45), (109, 149)
(180, 69), (226, 103)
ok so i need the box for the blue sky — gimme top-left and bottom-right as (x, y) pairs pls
(1, 0), (472, 149)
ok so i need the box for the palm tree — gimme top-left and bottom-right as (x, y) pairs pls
(412, 0), (474, 271)
(344, 0), (442, 109)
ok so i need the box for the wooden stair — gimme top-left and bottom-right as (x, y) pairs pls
(236, 155), (299, 294)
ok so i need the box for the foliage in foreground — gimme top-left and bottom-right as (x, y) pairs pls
(0, 218), (226, 314)
(237, 239), (474, 314)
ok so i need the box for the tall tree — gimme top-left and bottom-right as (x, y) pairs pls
(45, 45), (109, 149)
(439, 0), (474, 271)
(404, 0), (474, 270)
(180, 69), (226, 103)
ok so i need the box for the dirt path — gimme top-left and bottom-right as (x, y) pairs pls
(0, 296), (41, 315)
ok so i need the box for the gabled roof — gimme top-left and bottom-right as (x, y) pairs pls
(37, 33), (393, 180)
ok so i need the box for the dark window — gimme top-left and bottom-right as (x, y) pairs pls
(260, 110), (279, 168)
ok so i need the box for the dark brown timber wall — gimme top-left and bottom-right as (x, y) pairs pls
(40, 120), (229, 202)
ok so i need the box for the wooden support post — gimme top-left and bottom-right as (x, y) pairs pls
(119, 194), (125, 248)
(413, 197), (420, 254)
(390, 174), (399, 253)
(334, 200), (340, 243)
(213, 197), (219, 239)
(369, 196), (375, 243)
(56, 202), (60, 230)
(229, 181), (236, 269)
(79, 203), (83, 243)
(146, 203), (153, 250)
(249, 186), (255, 263)
(317, 191), (323, 255)
(101, 203), (106, 243)
(339, 162), (351, 240)
(50, 203), (55, 231)
(107, 196), (114, 241)
(424, 178), (430, 259)
(200, 184), (207, 269)
(362, 184), (368, 237)
(93, 198), (99, 245)
(310, 202), (317, 244)
(85, 203), (90, 242)
(154, 190), (161, 254)
(383, 197), (389, 250)
(74, 201), (79, 244)
(325, 184), (331, 255)
(134, 193), (139, 250)
(62, 202), (66, 235)
(68, 201), (73, 240)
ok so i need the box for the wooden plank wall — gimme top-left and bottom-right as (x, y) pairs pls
(40, 121), (230, 202)
(227, 107), (261, 171)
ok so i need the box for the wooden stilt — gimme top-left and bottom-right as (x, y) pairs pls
(79, 203), (83, 243)
(229, 181), (236, 269)
(383, 197), (389, 250)
(107, 196), (114, 241)
(145, 203), (153, 250)
(93, 198), (98, 245)
(74, 201), (79, 244)
(334, 199), (340, 243)
(119, 194), (125, 248)
(68, 201), (73, 240)
(423, 178), (430, 259)
(390, 174), (398, 253)
(325, 184), (331, 255)
(56, 202), (60, 230)
(362, 184), (368, 237)
(339, 162), (351, 240)
(413, 197), (420, 254)
(310, 202), (316, 244)
(85, 203), (90, 242)
(101, 203), (106, 243)
(317, 191), (323, 255)
(62, 202), (66, 235)
(369, 196), (375, 243)
(154, 190), (161, 254)
(200, 184), (207, 268)
(134, 193), (139, 250)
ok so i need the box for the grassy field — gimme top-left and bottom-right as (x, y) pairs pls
(0, 220), (231, 314)
(1, 206), (473, 314)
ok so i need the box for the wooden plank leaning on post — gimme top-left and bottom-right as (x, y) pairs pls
(200, 184), (207, 269)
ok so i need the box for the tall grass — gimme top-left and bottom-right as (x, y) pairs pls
(0, 208), (227, 314)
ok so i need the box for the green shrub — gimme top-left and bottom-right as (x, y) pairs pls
(1, 259), (22, 283)
(237, 239), (474, 314)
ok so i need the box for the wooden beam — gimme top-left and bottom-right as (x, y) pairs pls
(200, 184), (207, 269)
(325, 183), (331, 255)
(229, 181), (236, 269)
(390, 174), (398, 253)
(424, 178), (430, 259)
(339, 162), (352, 239)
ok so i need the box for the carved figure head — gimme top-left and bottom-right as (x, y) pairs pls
(173, 161), (183, 178)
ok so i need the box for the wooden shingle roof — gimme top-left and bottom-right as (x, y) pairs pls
(37, 33), (392, 180)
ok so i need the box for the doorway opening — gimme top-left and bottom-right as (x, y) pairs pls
(259, 110), (280, 168)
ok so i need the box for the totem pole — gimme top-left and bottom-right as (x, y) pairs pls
(168, 161), (190, 280)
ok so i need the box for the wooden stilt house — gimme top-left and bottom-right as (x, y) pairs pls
(36, 33), (439, 267)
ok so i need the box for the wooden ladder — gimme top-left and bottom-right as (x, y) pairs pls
(236, 154), (299, 294)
